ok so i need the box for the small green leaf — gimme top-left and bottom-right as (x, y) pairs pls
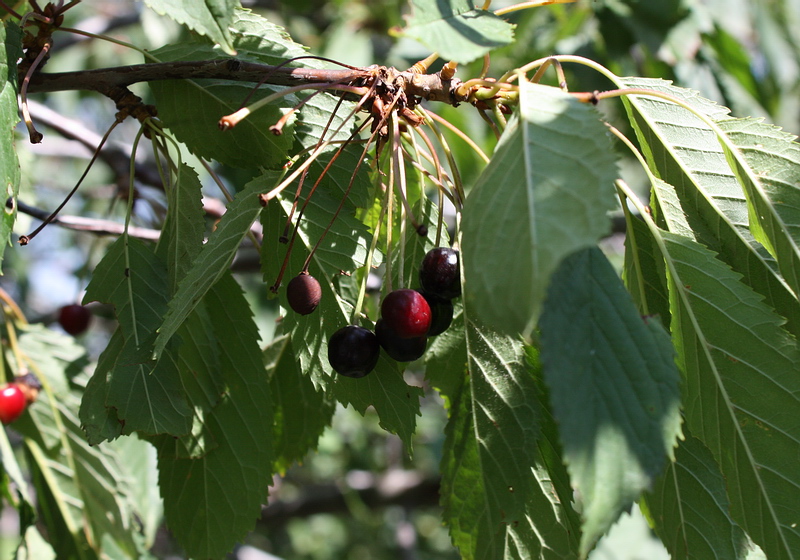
(400, 0), (515, 64)
(539, 247), (682, 557)
(462, 82), (618, 339)
(0, 21), (22, 271)
(144, 0), (239, 55)
(157, 274), (273, 559)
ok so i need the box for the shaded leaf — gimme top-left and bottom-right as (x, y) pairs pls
(265, 334), (335, 473)
(154, 173), (275, 358)
(539, 246), (682, 557)
(400, 0), (514, 64)
(157, 273), (273, 559)
(440, 307), (578, 559)
(462, 81), (618, 339)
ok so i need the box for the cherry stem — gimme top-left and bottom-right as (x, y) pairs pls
(422, 107), (489, 163)
(19, 117), (122, 245)
(20, 40), (51, 143)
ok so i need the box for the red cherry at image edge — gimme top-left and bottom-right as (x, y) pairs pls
(380, 289), (432, 339)
(58, 304), (92, 336)
(0, 384), (26, 425)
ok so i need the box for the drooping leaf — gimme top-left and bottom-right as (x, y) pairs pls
(400, 0), (515, 64)
(440, 315), (579, 559)
(539, 246), (682, 557)
(659, 230), (800, 560)
(84, 237), (193, 436)
(154, 173), (277, 358)
(462, 81), (618, 339)
(643, 431), (765, 560)
(265, 334), (335, 473)
(143, 0), (239, 55)
(157, 273), (273, 559)
(0, 21), (21, 271)
(618, 77), (800, 336)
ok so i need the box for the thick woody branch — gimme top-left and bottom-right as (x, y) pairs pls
(24, 60), (469, 105)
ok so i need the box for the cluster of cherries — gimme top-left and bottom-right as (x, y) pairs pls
(326, 247), (461, 378)
(0, 374), (41, 425)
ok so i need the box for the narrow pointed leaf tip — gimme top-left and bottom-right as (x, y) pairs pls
(540, 247), (682, 558)
(462, 82), (619, 338)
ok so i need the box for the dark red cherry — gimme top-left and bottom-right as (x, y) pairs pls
(328, 325), (380, 378)
(420, 292), (454, 336)
(419, 247), (461, 300)
(287, 273), (322, 315)
(375, 319), (427, 362)
(58, 304), (92, 336)
(380, 289), (431, 339)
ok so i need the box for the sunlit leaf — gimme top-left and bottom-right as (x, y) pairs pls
(0, 21), (21, 271)
(462, 81), (618, 339)
(143, 0), (239, 55)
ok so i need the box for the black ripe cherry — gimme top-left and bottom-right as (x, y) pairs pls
(419, 247), (461, 300)
(58, 304), (92, 336)
(287, 272), (322, 315)
(375, 319), (427, 362)
(328, 325), (380, 378)
(380, 289), (431, 339)
(0, 384), (26, 424)
(421, 292), (454, 336)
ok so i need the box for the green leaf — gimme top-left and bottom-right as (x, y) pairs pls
(148, 10), (361, 170)
(440, 316), (579, 559)
(84, 237), (193, 436)
(14, 326), (151, 559)
(643, 432), (764, 560)
(661, 231), (800, 560)
(154, 173), (275, 357)
(618, 77), (800, 336)
(400, 0), (515, 64)
(539, 247), (682, 557)
(462, 81), (618, 339)
(265, 334), (335, 473)
(157, 273), (273, 559)
(0, 21), (21, 271)
(143, 0), (239, 55)
(156, 162), (206, 292)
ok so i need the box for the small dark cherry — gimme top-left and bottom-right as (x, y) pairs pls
(375, 319), (427, 362)
(380, 289), (431, 339)
(0, 384), (26, 424)
(328, 325), (380, 378)
(419, 247), (461, 300)
(420, 292), (454, 336)
(287, 272), (322, 315)
(58, 304), (92, 336)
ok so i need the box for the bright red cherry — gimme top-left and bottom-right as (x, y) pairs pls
(419, 247), (461, 300)
(0, 384), (27, 424)
(380, 289), (431, 339)
(58, 304), (92, 336)
(375, 319), (427, 362)
(287, 273), (322, 315)
(328, 325), (380, 378)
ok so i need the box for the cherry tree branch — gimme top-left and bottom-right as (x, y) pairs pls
(24, 59), (469, 105)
